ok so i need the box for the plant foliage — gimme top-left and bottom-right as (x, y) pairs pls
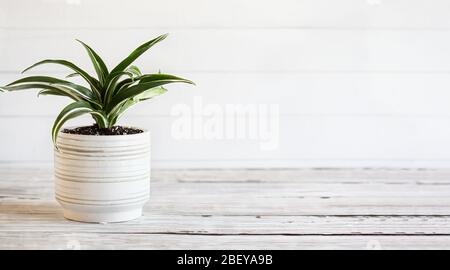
(0, 34), (194, 146)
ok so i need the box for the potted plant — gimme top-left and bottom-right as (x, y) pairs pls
(0, 34), (194, 223)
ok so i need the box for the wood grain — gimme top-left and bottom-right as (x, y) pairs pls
(2, 233), (450, 250)
(4, 73), (450, 117)
(1, 167), (450, 249)
(2, 0), (450, 29)
(2, 29), (450, 73)
(2, 1), (450, 169)
(4, 115), (450, 167)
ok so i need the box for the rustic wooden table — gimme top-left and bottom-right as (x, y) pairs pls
(1, 166), (450, 249)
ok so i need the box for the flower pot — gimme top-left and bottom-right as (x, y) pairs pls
(54, 128), (150, 223)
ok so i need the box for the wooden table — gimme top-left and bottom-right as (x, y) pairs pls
(1, 166), (450, 249)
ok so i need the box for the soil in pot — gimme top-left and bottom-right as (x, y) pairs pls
(62, 124), (143, 136)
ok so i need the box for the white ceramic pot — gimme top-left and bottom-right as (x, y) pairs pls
(54, 128), (150, 223)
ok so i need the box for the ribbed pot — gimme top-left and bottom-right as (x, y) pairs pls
(54, 128), (150, 223)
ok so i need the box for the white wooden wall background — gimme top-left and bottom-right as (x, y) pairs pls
(1, 0), (450, 168)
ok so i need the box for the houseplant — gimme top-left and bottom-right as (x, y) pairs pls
(0, 34), (194, 223)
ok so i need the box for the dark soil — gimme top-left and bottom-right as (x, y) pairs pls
(62, 124), (143, 136)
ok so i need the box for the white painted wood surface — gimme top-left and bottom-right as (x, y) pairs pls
(1, 166), (450, 249)
(4, 115), (450, 168)
(2, 0), (450, 29)
(2, 0), (450, 167)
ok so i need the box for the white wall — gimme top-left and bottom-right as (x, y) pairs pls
(1, 0), (450, 168)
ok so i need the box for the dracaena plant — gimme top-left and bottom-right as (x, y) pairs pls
(0, 34), (194, 146)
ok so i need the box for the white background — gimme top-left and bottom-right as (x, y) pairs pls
(1, 0), (450, 168)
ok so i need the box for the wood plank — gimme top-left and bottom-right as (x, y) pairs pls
(5, 167), (450, 184)
(1, 233), (449, 250)
(2, 116), (450, 167)
(2, 211), (450, 235)
(1, 168), (450, 249)
(2, 168), (450, 215)
(4, 73), (450, 117)
(2, 0), (450, 29)
(2, 29), (450, 72)
(158, 168), (450, 184)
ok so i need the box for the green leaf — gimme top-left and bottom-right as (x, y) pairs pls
(65, 72), (80, 78)
(4, 76), (102, 107)
(52, 101), (108, 148)
(108, 87), (167, 126)
(109, 87), (167, 123)
(3, 83), (82, 101)
(50, 84), (103, 107)
(138, 73), (195, 85)
(3, 83), (102, 108)
(113, 78), (135, 95)
(125, 65), (142, 77)
(114, 73), (194, 96)
(2, 37), (195, 134)
(76, 39), (109, 86)
(103, 71), (133, 104)
(7, 75), (69, 86)
(22, 59), (102, 99)
(134, 86), (168, 101)
(6, 76), (95, 99)
(37, 89), (66, 97)
(106, 74), (193, 114)
(109, 34), (168, 77)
